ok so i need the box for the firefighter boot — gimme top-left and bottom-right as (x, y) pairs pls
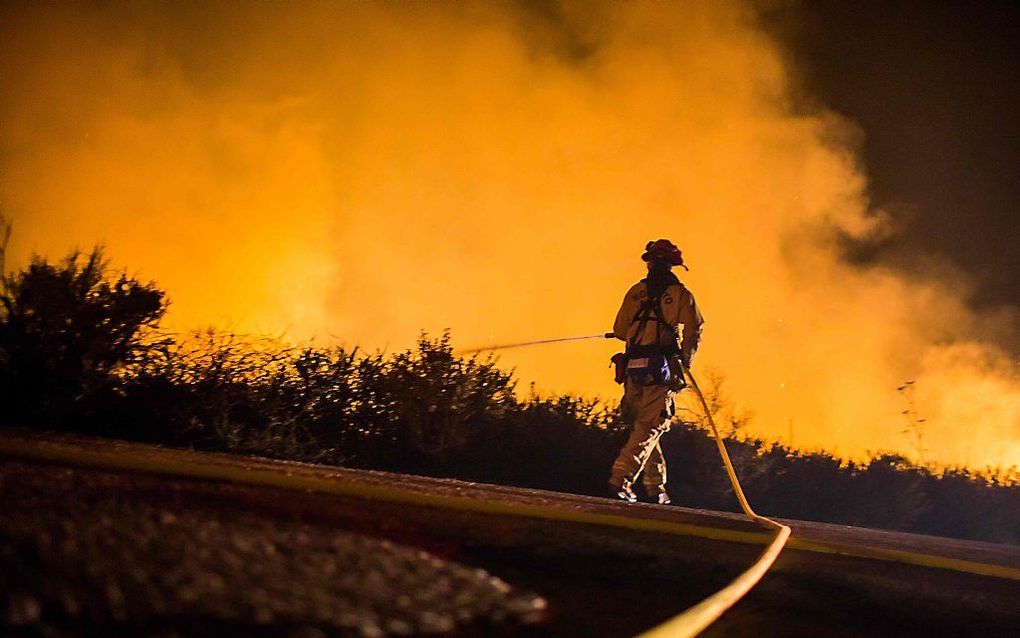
(608, 480), (637, 503)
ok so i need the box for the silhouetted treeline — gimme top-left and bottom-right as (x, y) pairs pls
(1, 249), (1017, 544)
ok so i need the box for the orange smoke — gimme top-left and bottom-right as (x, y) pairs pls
(2, 1), (1017, 468)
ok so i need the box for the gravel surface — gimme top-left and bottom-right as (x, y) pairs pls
(0, 461), (546, 637)
(2, 433), (1017, 638)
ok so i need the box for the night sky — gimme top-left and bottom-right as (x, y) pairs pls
(765, 1), (1020, 325)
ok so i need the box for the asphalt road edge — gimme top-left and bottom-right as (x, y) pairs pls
(1, 432), (1017, 587)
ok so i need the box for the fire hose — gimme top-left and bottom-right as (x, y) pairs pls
(457, 332), (617, 355)
(640, 360), (791, 637)
(462, 332), (791, 637)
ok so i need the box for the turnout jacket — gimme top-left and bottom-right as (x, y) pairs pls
(613, 279), (704, 365)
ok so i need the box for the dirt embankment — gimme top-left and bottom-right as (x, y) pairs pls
(1, 460), (550, 637)
(2, 433), (1018, 637)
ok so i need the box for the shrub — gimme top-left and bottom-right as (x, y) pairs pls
(0, 248), (166, 431)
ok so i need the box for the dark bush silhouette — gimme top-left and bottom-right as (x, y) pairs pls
(0, 248), (1017, 544)
(0, 249), (166, 432)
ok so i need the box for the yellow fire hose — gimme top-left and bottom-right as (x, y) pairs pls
(463, 332), (790, 635)
(639, 364), (792, 638)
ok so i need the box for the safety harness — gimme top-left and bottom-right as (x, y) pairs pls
(622, 275), (684, 387)
(628, 285), (680, 355)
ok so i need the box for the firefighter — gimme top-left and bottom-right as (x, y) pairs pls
(609, 239), (703, 504)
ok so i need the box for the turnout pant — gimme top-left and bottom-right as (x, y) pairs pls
(610, 380), (674, 494)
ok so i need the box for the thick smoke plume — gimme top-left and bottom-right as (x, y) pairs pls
(2, 1), (1017, 467)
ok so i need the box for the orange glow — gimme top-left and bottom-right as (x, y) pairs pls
(2, 1), (1018, 468)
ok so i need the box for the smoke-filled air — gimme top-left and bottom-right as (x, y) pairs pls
(2, 1), (1018, 469)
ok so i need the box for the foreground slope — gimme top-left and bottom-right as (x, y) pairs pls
(1, 431), (1017, 637)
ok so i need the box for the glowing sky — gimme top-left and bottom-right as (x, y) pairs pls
(2, 1), (1018, 468)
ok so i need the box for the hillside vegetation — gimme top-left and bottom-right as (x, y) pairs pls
(1, 248), (1017, 544)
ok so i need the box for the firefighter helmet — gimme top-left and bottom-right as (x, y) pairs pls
(641, 239), (687, 269)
